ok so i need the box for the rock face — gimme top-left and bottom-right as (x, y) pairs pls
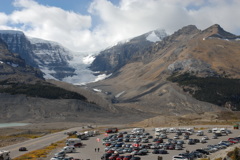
(90, 29), (167, 73)
(0, 30), (76, 80)
(0, 37), (43, 83)
(88, 24), (240, 115)
(28, 38), (75, 80)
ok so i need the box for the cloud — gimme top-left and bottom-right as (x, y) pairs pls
(0, 0), (240, 53)
(0, 13), (8, 25)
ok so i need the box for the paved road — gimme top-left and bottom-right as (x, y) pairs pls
(0, 126), (86, 159)
(1, 124), (240, 160)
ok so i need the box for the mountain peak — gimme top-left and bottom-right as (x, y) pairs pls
(177, 25), (200, 35)
(203, 24), (236, 39)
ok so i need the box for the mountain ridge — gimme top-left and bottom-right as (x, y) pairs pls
(88, 24), (240, 114)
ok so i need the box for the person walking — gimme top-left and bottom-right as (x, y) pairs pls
(98, 148), (100, 152)
(95, 148), (97, 152)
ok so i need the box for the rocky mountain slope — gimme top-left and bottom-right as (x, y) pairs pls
(90, 29), (167, 73)
(0, 37), (150, 123)
(88, 24), (240, 115)
(0, 30), (76, 80)
(0, 37), (43, 83)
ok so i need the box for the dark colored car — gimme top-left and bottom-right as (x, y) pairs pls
(73, 143), (82, 148)
(19, 147), (27, 151)
(193, 139), (200, 143)
(109, 153), (120, 160)
(196, 149), (209, 155)
(152, 149), (160, 154)
(130, 157), (141, 160)
(101, 153), (112, 160)
(63, 157), (74, 160)
(116, 156), (125, 160)
(123, 155), (133, 160)
(156, 139), (163, 143)
(158, 150), (168, 154)
(137, 150), (147, 156)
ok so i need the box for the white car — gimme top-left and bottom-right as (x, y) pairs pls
(54, 151), (66, 158)
(62, 146), (76, 153)
(200, 139), (207, 143)
(50, 157), (62, 160)
(172, 155), (188, 160)
(202, 136), (209, 140)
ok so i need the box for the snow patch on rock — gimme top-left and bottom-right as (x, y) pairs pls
(146, 31), (161, 42)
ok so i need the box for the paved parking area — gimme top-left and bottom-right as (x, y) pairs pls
(64, 125), (240, 160)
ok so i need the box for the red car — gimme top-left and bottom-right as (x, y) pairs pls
(228, 138), (238, 144)
(105, 142), (111, 146)
(116, 156), (125, 160)
(107, 150), (115, 154)
(156, 139), (163, 143)
(123, 155), (133, 160)
(105, 128), (118, 133)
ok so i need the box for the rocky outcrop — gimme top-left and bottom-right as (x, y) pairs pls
(0, 37), (43, 83)
(90, 29), (167, 73)
(0, 31), (76, 80)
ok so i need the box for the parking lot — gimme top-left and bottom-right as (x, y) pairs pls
(56, 125), (240, 160)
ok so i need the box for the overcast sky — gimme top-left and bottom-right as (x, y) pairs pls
(0, 0), (240, 53)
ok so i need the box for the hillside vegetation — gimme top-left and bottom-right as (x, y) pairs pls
(0, 81), (87, 100)
(168, 73), (240, 111)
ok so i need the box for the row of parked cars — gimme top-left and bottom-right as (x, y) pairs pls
(101, 127), (240, 160)
(172, 136), (240, 160)
(50, 129), (100, 160)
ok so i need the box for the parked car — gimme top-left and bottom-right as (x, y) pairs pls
(123, 155), (133, 160)
(200, 139), (207, 143)
(101, 153), (112, 160)
(172, 155), (188, 160)
(116, 156), (125, 160)
(54, 151), (66, 158)
(73, 142), (82, 148)
(212, 135), (218, 139)
(196, 149), (209, 155)
(175, 145), (183, 150)
(62, 146), (76, 153)
(19, 147), (27, 151)
(63, 157), (74, 160)
(50, 157), (63, 160)
(130, 157), (141, 160)
(106, 128), (118, 133)
(109, 153), (120, 160)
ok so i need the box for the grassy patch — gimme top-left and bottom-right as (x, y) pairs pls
(167, 73), (240, 111)
(13, 140), (66, 160)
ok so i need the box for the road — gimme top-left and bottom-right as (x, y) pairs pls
(0, 126), (86, 159)
(1, 124), (239, 160)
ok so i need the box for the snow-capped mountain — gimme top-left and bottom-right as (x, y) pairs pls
(28, 37), (75, 80)
(0, 29), (167, 84)
(0, 30), (99, 84)
(89, 29), (168, 73)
